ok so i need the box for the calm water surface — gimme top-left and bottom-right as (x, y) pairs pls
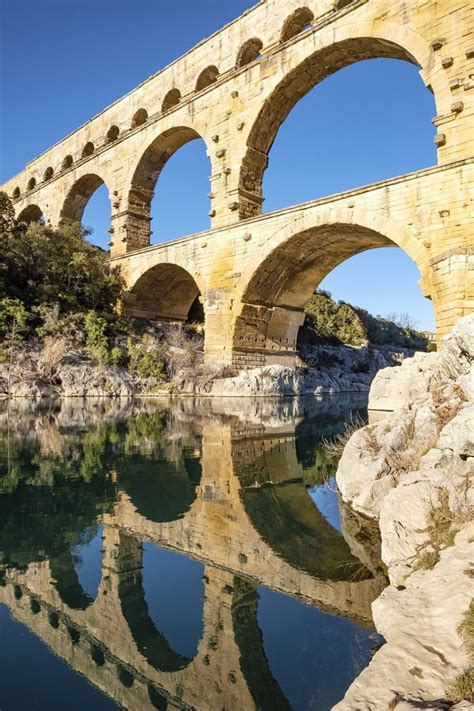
(0, 395), (385, 710)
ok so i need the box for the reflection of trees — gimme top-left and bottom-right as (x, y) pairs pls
(116, 455), (201, 523)
(0, 409), (202, 570)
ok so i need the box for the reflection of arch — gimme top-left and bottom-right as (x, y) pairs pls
(238, 31), (434, 217)
(126, 126), (208, 248)
(232, 577), (292, 711)
(126, 263), (203, 321)
(195, 65), (219, 91)
(161, 88), (181, 113)
(119, 565), (194, 672)
(132, 108), (148, 127)
(118, 456), (201, 522)
(233, 212), (423, 357)
(240, 480), (369, 581)
(148, 685), (168, 710)
(280, 7), (313, 43)
(49, 551), (95, 610)
(17, 204), (44, 225)
(236, 38), (263, 67)
(60, 173), (108, 224)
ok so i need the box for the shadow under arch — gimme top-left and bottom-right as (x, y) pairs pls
(59, 173), (110, 226)
(125, 126), (210, 249)
(117, 456), (202, 524)
(17, 204), (45, 225)
(232, 215), (430, 360)
(238, 33), (435, 218)
(124, 262), (203, 322)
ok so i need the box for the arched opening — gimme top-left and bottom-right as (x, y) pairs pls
(126, 126), (211, 246)
(233, 221), (434, 364)
(118, 542), (204, 673)
(195, 65), (219, 91)
(27, 177), (36, 191)
(132, 108), (148, 127)
(105, 124), (120, 144)
(81, 141), (94, 158)
(236, 37), (263, 68)
(17, 204), (44, 225)
(12, 187), (20, 199)
(161, 88), (181, 113)
(49, 525), (103, 610)
(148, 686), (168, 710)
(238, 37), (436, 218)
(336, 0), (355, 9)
(43, 166), (54, 182)
(280, 8), (314, 43)
(125, 263), (202, 322)
(60, 174), (111, 250)
(62, 154), (73, 170)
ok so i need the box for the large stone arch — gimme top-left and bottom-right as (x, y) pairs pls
(16, 204), (45, 225)
(124, 126), (211, 251)
(124, 261), (204, 322)
(237, 23), (437, 218)
(232, 209), (428, 366)
(59, 173), (111, 226)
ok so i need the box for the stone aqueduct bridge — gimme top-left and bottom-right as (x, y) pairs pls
(2, 0), (473, 363)
(0, 417), (383, 711)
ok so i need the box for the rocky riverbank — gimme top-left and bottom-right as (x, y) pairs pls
(334, 314), (474, 710)
(0, 341), (414, 399)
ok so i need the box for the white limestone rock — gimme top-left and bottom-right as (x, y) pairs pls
(333, 526), (474, 711)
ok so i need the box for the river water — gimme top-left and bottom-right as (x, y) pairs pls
(0, 395), (385, 711)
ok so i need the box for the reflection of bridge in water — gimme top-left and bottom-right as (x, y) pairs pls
(0, 398), (384, 710)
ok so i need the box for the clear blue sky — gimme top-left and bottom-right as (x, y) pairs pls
(1, 0), (437, 329)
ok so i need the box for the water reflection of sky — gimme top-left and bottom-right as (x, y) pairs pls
(308, 477), (342, 533)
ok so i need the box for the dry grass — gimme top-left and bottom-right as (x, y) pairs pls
(447, 601), (474, 703)
(413, 488), (474, 572)
(322, 414), (366, 458)
(40, 336), (67, 379)
(413, 550), (440, 571)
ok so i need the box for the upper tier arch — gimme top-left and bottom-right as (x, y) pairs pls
(238, 25), (436, 218)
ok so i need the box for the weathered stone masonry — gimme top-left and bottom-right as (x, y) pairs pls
(2, 0), (473, 365)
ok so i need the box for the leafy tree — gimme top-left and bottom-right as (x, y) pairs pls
(0, 192), (124, 333)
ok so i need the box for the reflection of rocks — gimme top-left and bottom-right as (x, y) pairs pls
(334, 315), (474, 709)
(339, 501), (387, 581)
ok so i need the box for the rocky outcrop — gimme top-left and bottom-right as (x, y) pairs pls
(0, 342), (412, 399)
(334, 314), (474, 709)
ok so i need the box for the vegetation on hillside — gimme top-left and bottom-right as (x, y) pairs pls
(303, 289), (430, 350)
(0, 192), (200, 383)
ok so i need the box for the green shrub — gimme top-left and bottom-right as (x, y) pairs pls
(84, 311), (110, 365)
(127, 337), (165, 380)
(0, 297), (29, 342)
